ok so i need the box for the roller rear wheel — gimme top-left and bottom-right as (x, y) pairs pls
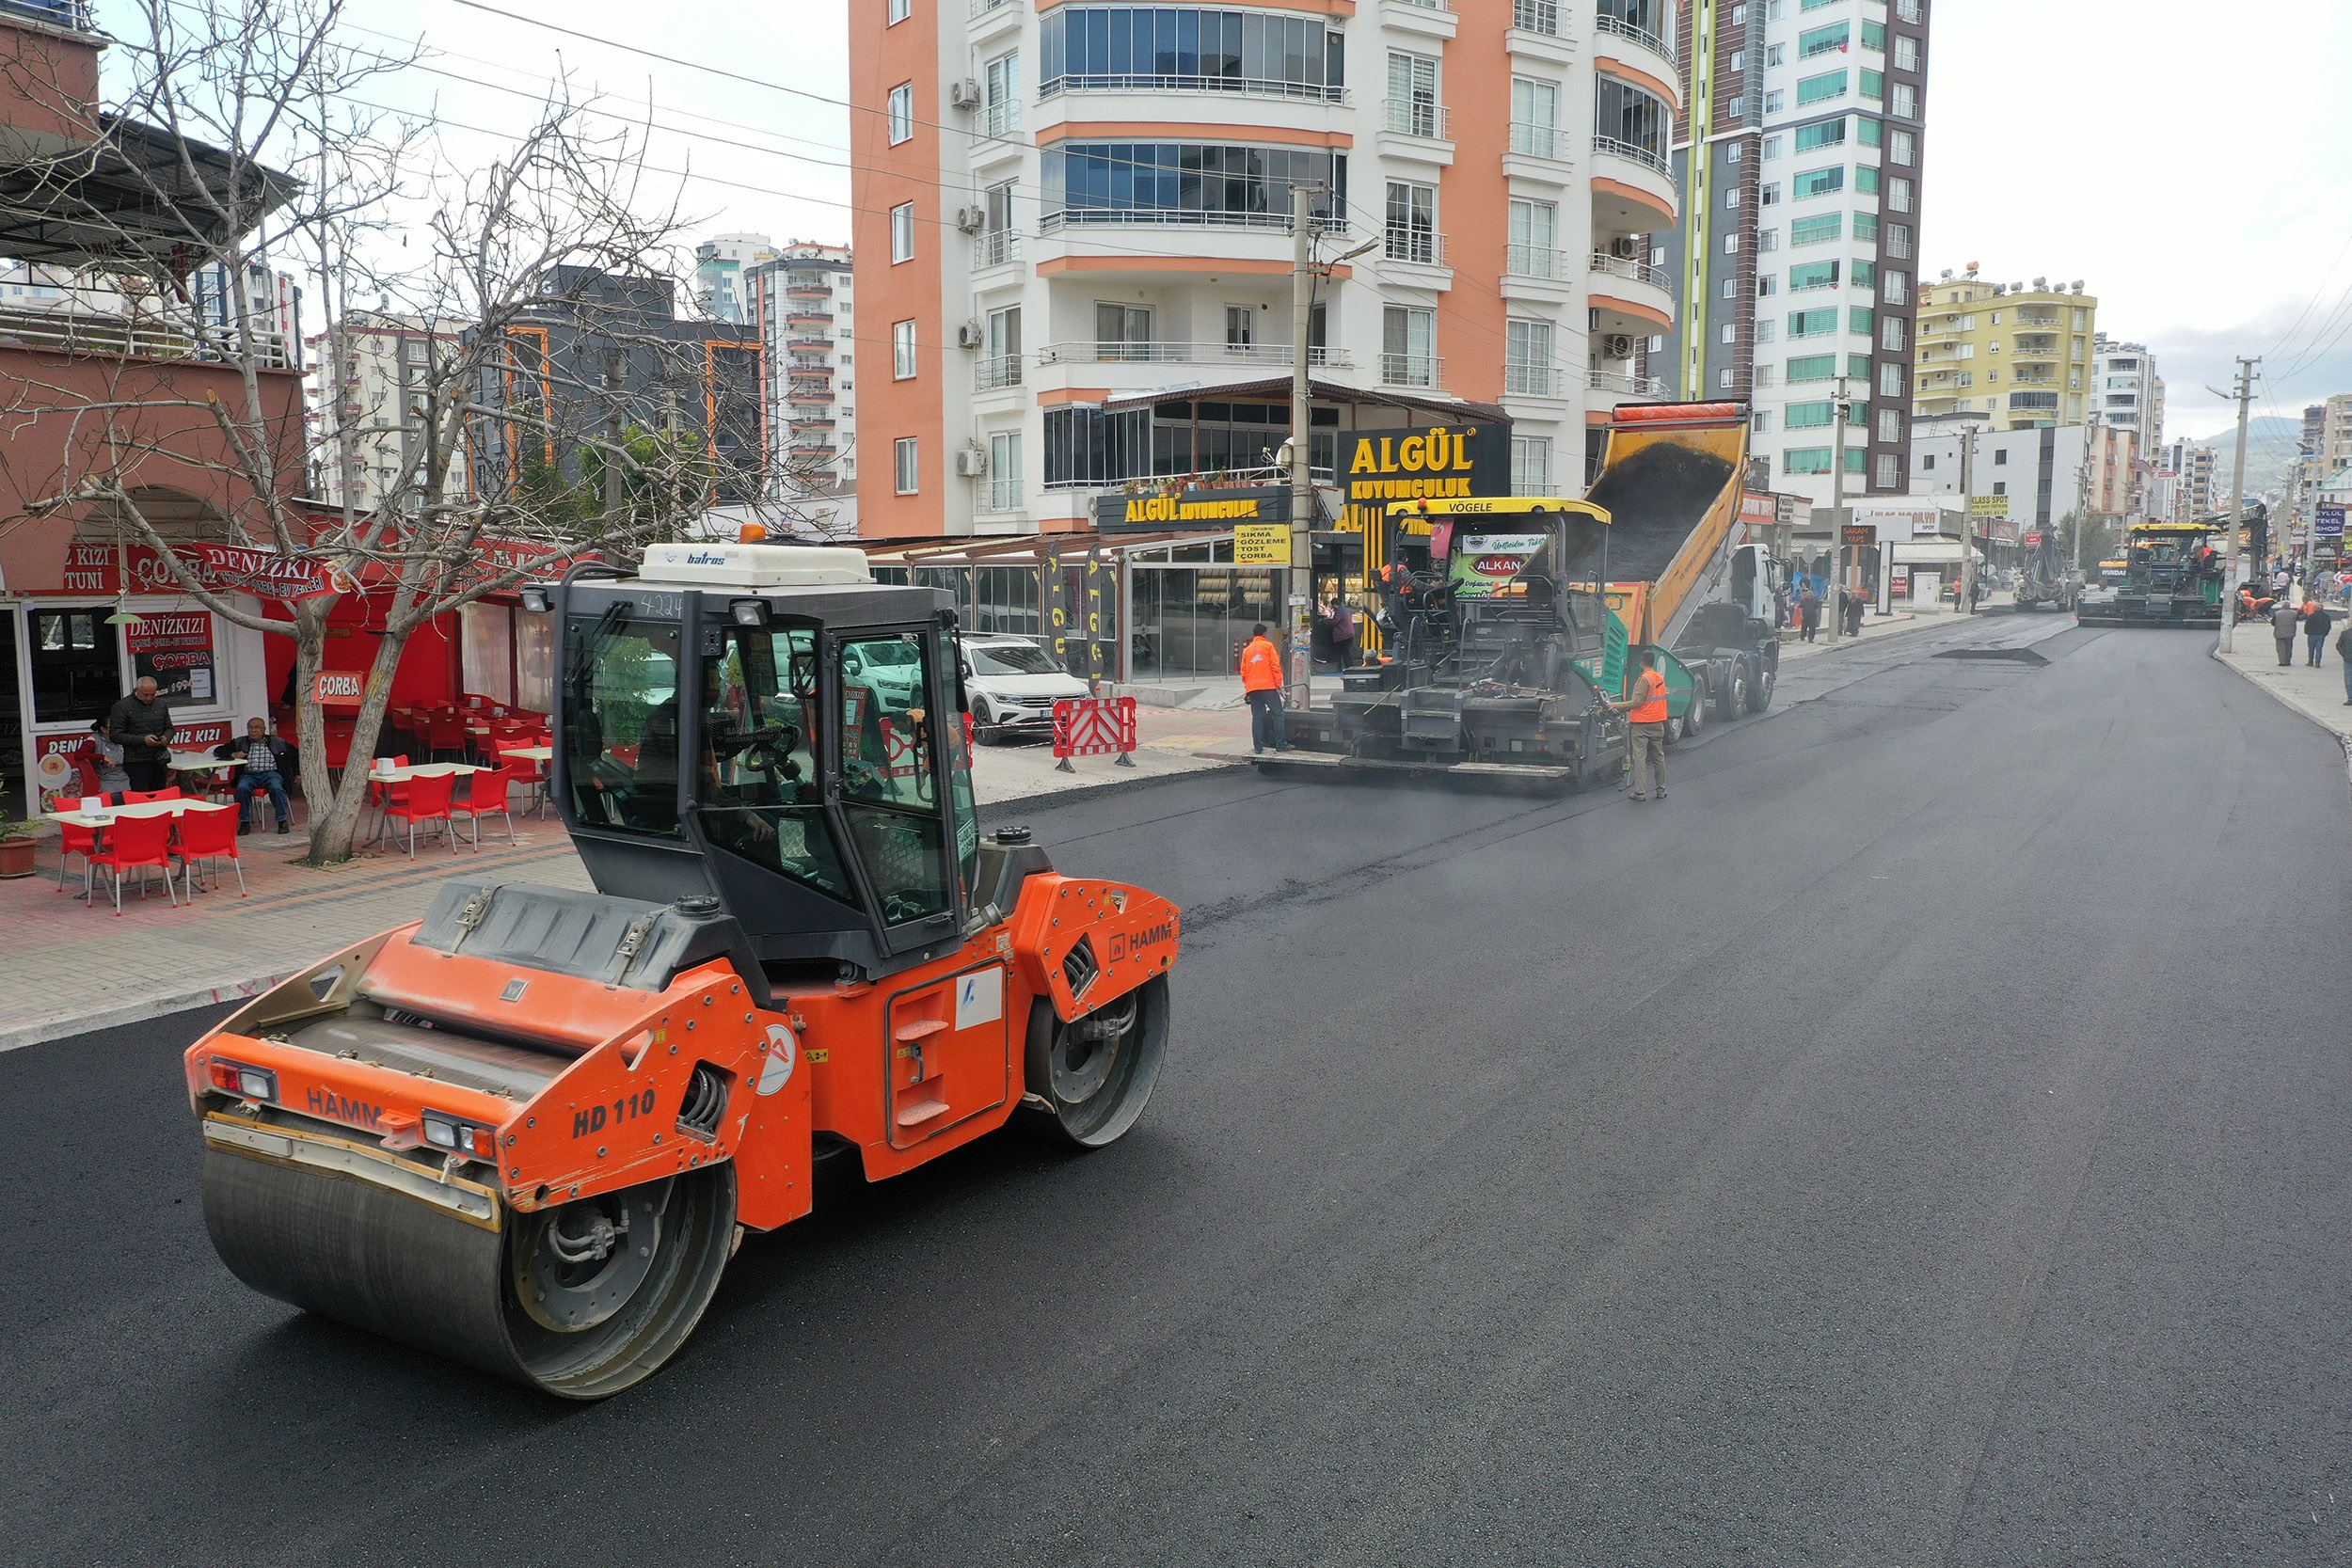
(204, 1149), (736, 1400)
(1020, 974), (1168, 1148)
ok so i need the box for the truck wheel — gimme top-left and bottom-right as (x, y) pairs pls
(1717, 664), (1749, 721)
(1682, 690), (1704, 737)
(1019, 974), (1168, 1148)
(1746, 657), (1775, 713)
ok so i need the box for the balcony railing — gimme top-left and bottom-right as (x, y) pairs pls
(1509, 121), (1565, 160)
(1592, 134), (1668, 174)
(785, 283), (833, 298)
(974, 230), (1023, 269)
(1588, 369), (1672, 399)
(1595, 11), (1675, 59)
(984, 476), (1025, 513)
(1037, 341), (1353, 368)
(1589, 250), (1672, 290)
(0, 305), (296, 369)
(1042, 460), (1339, 495)
(785, 337), (833, 351)
(1505, 244), (1571, 280)
(1379, 353), (1444, 389)
(0, 0), (94, 32)
(975, 354), (1025, 390)
(969, 0), (1015, 16)
(1512, 0), (1559, 35)
(980, 100), (1021, 137)
(1041, 73), (1348, 104)
(1382, 98), (1451, 139)
(1041, 209), (1347, 235)
(785, 310), (834, 324)
(1503, 364), (1566, 398)
(1384, 228), (1448, 266)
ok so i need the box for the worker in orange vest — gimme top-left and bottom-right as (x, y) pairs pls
(1240, 622), (1291, 754)
(1611, 648), (1671, 801)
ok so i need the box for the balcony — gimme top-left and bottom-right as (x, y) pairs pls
(1379, 353), (1445, 390)
(788, 417), (836, 431)
(975, 354), (1025, 391)
(1382, 99), (1451, 141)
(0, 304), (296, 369)
(1503, 365), (1567, 399)
(1384, 228), (1448, 268)
(1041, 72), (1348, 106)
(785, 336), (833, 351)
(980, 99), (1021, 138)
(785, 310), (834, 326)
(1037, 341), (1352, 369)
(1588, 369), (1672, 400)
(785, 281), (832, 299)
(968, 0), (1014, 15)
(1594, 10), (1676, 62)
(1589, 250), (1671, 292)
(1510, 121), (1567, 161)
(973, 230), (1022, 270)
(1589, 135), (1677, 230)
(787, 365), (834, 382)
(1592, 134), (1667, 176)
(1040, 210), (1346, 237)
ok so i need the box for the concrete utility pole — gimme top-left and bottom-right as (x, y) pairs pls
(2215, 356), (2259, 653)
(2071, 426), (2097, 581)
(1286, 182), (1318, 711)
(1958, 422), (1978, 615)
(604, 348), (626, 525)
(1823, 374), (1848, 643)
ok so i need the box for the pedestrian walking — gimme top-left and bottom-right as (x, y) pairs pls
(1798, 585), (1821, 643)
(2338, 619), (2352, 705)
(2303, 599), (2334, 668)
(1612, 648), (1671, 801)
(1842, 586), (1866, 637)
(1329, 596), (1359, 671)
(103, 676), (176, 792)
(1240, 623), (1289, 754)
(2271, 598), (2302, 666)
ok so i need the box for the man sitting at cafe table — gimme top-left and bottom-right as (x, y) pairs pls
(215, 718), (296, 835)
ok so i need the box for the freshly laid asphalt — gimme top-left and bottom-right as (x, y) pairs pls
(5, 617), (2346, 1567)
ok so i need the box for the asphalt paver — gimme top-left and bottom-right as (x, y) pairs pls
(2, 621), (2344, 1567)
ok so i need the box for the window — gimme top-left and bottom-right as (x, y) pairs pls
(1225, 304), (1254, 349)
(1505, 318), (1555, 396)
(1789, 308), (1837, 338)
(1389, 52), (1442, 138)
(890, 202), (914, 262)
(984, 307), (1022, 388)
(888, 0), (910, 21)
(1510, 435), (1551, 492)
(835, 632), (958, 921)
(1723, 278), (1738, 299)
(1756, 275), (1778, 296)
(1730, 51), (1745, 71)
(1853, 213), (1880, 243)
(1506, 198), (1559, 277)
(1783, 448), (1832, 474)
(1795, 119), (1847, 153)
(1793, 165), (1845, 199)
(1721, 323), (1738, 345)
(1766, 44), (1785, 66)
(1798, 23), (1849, 56)
(895, 437), (919, 494)
(1891, 82), (1916, 119)
(1886, 223), (1914, 260)
(1724, 232), (1741, 254)
(1758, 229), (1779, 251)
(1719, 368), (1736, 390)
(983, 53), (1020, 137)
(1850, 306), (1875, 335)
(1789, 259), (1839, 291)
(1882, 270), (1910, 305)
(1044, 141), (1344, 229)
(1754, 364), (1777, 388)
(1851, 260), (1876, 290)
(1993, 448), (2009, 466)
(1887, 177), (1914, 213)
(986, 431), (1023, 513)
(1790, 214), (1842, 245)
(887, 83), (914, 144)
(1094, 301), (1152, 356)
(1861, 20), (1884, 50)
(1894, 34), (1919, 71)
(1856, 166), (1881, 196)
(1877, 411), (1902, 444)
(1992, 481), (2007, 495)
(1860, 70), (1883, 100)
(1382, 306), (1436, 386)
(1725, 185), (1741, 209)
(402, 339), (427, 363)
(1921, 453), (1935, 471)
(1761, 183), (1782, 205)
(1796, 71), (1848, 106)
(1785, 401), (1835, 429)
(1753, 408), (1773, 432)
(2074, 309), (2089, 330)
(1878, 361), (1903, 397)
(1755, 320), (1776, 343)
(1039, 8), (1347, 102)
(892, 319), (917, 378)
(1857, 118), (1883, 148)
(1788, 353), (1836, 383)
(1514, 0), (1560, 34)
(1875, 452), (1899, 488)
(1762, 135), (1782, 159)
(1764, 89), (1786, 114)
(1594, 76), (1670, 160)
(1384, 181), (1438, 263)
(1510, 75), (1562, 157)
(1888, 129), (1915, 166)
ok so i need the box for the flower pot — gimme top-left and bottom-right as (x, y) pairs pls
(0, 837), (35, 879)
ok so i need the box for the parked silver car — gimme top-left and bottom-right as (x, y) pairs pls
(959, 634), (1092, 743)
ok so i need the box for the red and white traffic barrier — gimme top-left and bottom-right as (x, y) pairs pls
(1052, 695), (1138, 773)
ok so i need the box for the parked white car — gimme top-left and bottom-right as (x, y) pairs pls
(959, 634), (1092, 743)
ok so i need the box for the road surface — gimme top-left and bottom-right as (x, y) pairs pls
(4, 618), (2344, 1566)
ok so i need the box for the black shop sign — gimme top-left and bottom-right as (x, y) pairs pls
(1094, 485), (1293, 534)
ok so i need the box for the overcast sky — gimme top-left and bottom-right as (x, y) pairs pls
(250, 0), (2352, 443)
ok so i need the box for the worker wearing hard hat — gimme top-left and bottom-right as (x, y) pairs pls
(1241, 624), (1290, 755)
(1611, 648), (1671, 801)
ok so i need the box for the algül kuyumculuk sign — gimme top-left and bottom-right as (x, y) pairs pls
(1339, 423), (1512, 539)
(1095, 485), (1294, 533)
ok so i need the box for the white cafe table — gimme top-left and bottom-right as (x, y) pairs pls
(498, 745), (554, 762)
(168, 752), (243, 774)
(45, 799), (236, 828)
(366, 762), (487, 783)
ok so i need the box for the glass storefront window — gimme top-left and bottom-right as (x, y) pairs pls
(1128, 566), (1278, 681)
(28, 608), (120, 723)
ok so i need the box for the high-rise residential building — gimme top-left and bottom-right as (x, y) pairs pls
(2162, 439), (2217, 517)
(306, 311), (470, 514)
(848, 0), (1684, 540)
(693, 233), (778, 325)
(1661, 0), (1932, 507)
(2319, 391), (2352, 480)
(747, 240), (856, 492)
(2090, 333), (2158, 451)
(1909, 416), (2139, 541)
(1911, 269), (2096, 430)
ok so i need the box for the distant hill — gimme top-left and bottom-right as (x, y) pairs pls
(2186, 416), (2304, 499)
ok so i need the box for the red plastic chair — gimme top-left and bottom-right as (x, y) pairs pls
(423, 711), (471, 764)
(56, 817), (101, 896)
(367, 753), (411, 830)
(173, 805), (247, 897)
(121, 787), (183, 803)
(87, 812), (180, 913)
(452, 762), (531, 847)
(381, 770), (457, 857)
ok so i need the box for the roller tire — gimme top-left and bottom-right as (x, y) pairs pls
(203, 1148), (737, 1400)
(1019, 974), (1168, 1148)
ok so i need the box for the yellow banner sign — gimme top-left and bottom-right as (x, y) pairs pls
(1968, 495), (2010, 516)
(1232, 523), (1291, 564)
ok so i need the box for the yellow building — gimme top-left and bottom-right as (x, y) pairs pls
(1912, 269), (2098, 430)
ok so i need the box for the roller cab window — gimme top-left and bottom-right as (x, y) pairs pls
(696, 625), (854, 905)
(564, 609), (685, 834)
(837, 631), (975, 926)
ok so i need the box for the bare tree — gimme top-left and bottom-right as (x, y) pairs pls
(1, 0), (760, 862)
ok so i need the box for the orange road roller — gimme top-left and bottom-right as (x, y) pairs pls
(185, 541), (1179, 1398)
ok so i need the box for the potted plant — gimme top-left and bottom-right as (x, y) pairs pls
(0, 816), (41, 879)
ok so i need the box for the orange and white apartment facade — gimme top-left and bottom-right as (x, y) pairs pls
(850, 0), (1684, 539)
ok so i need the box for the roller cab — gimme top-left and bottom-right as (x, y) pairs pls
(186, 541), (1181, 1398)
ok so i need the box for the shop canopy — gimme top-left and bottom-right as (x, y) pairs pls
(1098, 373), (1506, 425)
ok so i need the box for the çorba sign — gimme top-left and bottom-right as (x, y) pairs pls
(1094, 485), (1293, 533)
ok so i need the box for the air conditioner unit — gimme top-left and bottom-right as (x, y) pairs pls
(954, 446), (989, 478)
(1611, 236), (1641, 260)
(955, 319), (985, 349)
(948, 79), (982, 109)
(955, 206), (987, 233)
(1603, 334), (1635, 359)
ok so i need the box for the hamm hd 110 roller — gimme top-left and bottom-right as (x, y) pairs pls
(184, 539), (1179, 1398)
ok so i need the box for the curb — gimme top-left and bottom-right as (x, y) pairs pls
(2209, 643), (2352, 757)
(980, 756), (1247, 821)
(0, 966), (290, 1057)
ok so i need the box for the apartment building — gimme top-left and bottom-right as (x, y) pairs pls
(847, 0), (1684, 542)
(1661, 0), (1932, 507)
(2159, 439), (2217, 519)
(1910, 414), (2139, 546)
(746, 240), (857, 491)
(694, 232), (779, 325)
(306, 311), (470, 514)
(1912, 269), (2096, 430)
(2090, 332), (2159, 451)
(2317, 391), (2352, 480)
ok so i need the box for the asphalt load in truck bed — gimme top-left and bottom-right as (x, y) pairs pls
(1571, 440), (1739, 584)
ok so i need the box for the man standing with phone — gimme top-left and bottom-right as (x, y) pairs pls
(104, 676), (175, 793)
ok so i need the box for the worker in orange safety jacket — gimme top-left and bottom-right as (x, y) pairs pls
(1611, 648), (1671, 801)
(1240, 623), (1291, 754)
